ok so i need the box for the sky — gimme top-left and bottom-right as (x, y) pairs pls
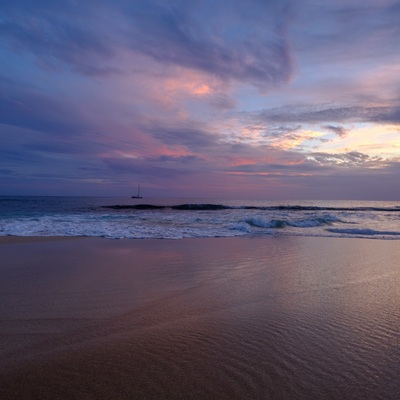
(1, 0), (400, 200)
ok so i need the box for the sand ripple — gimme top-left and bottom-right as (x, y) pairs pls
(1, 236), (400, 399)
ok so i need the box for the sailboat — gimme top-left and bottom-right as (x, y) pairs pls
(131, 184), (143, 199)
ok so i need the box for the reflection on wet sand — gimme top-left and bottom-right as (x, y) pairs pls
(1, 236), (399, 399)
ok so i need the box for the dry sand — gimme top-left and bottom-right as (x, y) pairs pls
(1, 236), (400, 399)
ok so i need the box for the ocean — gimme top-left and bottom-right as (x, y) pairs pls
(0, 196), (399, 239)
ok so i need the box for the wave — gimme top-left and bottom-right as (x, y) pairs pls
(326, 228), (400, 237)
(102, 203), (400, 212)
(245, 218), (287, 229)
(245, 216), (341, 229)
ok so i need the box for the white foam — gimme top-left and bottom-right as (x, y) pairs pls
(326, 228), (400, 237)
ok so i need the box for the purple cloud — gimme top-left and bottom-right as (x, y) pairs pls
(253, 104), (400, 125)
(0, 0), (294, 87)
(0, 76), (89, 135)
(123, 0), (294, 88)
(323, 125), (349, 138)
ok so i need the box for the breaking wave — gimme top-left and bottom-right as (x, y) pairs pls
(245, 215), (341, 229)
(326, 228), (400, 237)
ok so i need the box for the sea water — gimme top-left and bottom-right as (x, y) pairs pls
(0, 196), (399, 239)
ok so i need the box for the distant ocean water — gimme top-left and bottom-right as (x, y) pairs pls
(0, 196), (399, 240)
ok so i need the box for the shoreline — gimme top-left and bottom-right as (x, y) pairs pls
(1, 232), (399, 245)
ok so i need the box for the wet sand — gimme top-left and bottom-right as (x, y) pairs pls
(1, 236), (400, 399)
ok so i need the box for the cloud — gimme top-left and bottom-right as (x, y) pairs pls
(103, 154), (210, 183)
(146, 124), (218, 150)
(254, 104), (400, 125)
(292, 1), (400, 63)
(0, 0), (294, 88)
(149, 155), (205, 164)
(0, 76), (89, 135)
(371, 105), (400, 124)
(306, 151), (383, 167)
(0, 0), (118, 75)
(208, 94), (237, 110)
(322, 125), (349, 137)
(123, 0), (294, 88)
(24, 139), (110, 156)
(264, 125), (302, 138)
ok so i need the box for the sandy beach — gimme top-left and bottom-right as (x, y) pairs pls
(1, 235), (399, 399)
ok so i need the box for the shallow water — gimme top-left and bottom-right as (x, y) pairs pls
(1, 236), (400, 399)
